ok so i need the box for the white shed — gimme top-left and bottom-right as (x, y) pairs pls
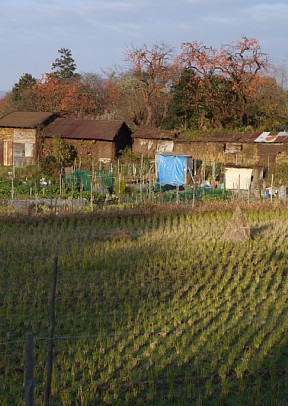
(225, 165), (263, 190)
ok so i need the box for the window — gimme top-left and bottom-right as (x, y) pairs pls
(13, 143), (25, 157)
(25, 143), (33, 157)
(13, 142), (34, 166)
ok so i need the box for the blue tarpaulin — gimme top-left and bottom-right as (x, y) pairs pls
(156, 154), (187, 185)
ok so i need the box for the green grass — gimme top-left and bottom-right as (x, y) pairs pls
(0, 207), (288, 405)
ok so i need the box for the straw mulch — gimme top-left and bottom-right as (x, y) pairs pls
(221, 206), (250, 243)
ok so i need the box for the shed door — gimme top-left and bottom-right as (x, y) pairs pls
(0, 141), (3, 164)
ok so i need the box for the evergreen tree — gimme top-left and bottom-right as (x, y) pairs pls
(12, 73), (36, 101)
(51, 48), (77, 79)
(167, 67), (200, 129)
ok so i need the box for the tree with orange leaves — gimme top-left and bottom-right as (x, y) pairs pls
(126, 43), (175, 126)
(28, 72), (118, 118)
(178, 36), (269, 128)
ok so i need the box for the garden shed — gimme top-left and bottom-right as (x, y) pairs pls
(155, 153), (193, 186)
(174, 131), (288, 168)
(132, 128), (178, 157)
(0, 111), (55, 166)
(225, 165), (264, 190)
(43, 118), (132, 162)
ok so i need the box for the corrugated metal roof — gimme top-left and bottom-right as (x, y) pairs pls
(190, 132), (260, 143)
(188, 131), (288, 144)
(0, 111), (55, 128)
(44, 118), (130, 141)
(254, 131), (288, 143)
(132, 128), (177, 140)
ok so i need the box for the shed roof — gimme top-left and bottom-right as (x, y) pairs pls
(132, 128), (177, 140)
(156, 153), (192, 157)
(44, 118), (131, 141)
(189, 131), (288, 144)
(225, 164), (263, 169)
(253, 131), (288, 143)
(0, 111), (55, 128)
(189, 132), (259, 143)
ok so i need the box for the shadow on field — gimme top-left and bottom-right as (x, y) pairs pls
(250, 223), (273, 239)
(4, 213), (288, 405)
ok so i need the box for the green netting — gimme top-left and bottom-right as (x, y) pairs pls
(65, 170), (91, 191)
(94, 170), (113, 187)
(65, 170), (113, 191)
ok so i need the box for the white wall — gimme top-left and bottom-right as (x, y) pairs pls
(225, 167), (253, 190)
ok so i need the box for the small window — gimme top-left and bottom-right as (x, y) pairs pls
(25, 143), (34, 157)
(13, 143), (25, 157)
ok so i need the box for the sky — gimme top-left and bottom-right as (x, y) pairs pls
(1, 0), (288, 91)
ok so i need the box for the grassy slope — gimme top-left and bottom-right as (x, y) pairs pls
(0, 207), (287, 405)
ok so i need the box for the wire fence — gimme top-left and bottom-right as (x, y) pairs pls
(1, 204), (288, 404)
(1, 162), (284, 214)
(1, 295), (288, 406)
(1, 314), (287, 405)
(1, 312), (288, 347)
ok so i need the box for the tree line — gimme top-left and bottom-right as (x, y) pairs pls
(1, 38), (288, 134)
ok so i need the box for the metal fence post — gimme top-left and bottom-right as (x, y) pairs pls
(25, 332), (34, 406)
(44, 256), (58, 406)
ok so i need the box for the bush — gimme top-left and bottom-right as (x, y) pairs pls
(39, 156), (59, 178)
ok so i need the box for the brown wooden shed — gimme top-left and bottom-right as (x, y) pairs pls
(132, 128), (178, 156)
(0, 111), (55, 166)
(43, 118), (132, 163)
(174, 131), (288, 168)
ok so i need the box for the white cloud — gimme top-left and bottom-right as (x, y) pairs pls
(242, 3), (288, 21)
(90, 1), (146, 10)
(1, 0), (288, 89)
(184, 0), (214, 3)
(201, 2), (288, 26)
(202, 15), (238, 25)
(83, 17), (141, 36)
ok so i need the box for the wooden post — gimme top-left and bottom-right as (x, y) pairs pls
(270, 174), (274, 203)
(148, 170), (151, 202)
(212, 158), (216, 188)
(35, 184), (38, 214)
(203, 159), (206, 183)
(117, 159), (121, 199)
(193, 159), (197, 176)
(140, 154), (143, 200)
(44, 256), (58, 406)
(90, 174), (93, 212)
(25, 332), (34, 406)
(49, 181), (52, 214)
(11, 174), (14, 200)
(80, 180), (83, 208)
(59, 170), (62, 198)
